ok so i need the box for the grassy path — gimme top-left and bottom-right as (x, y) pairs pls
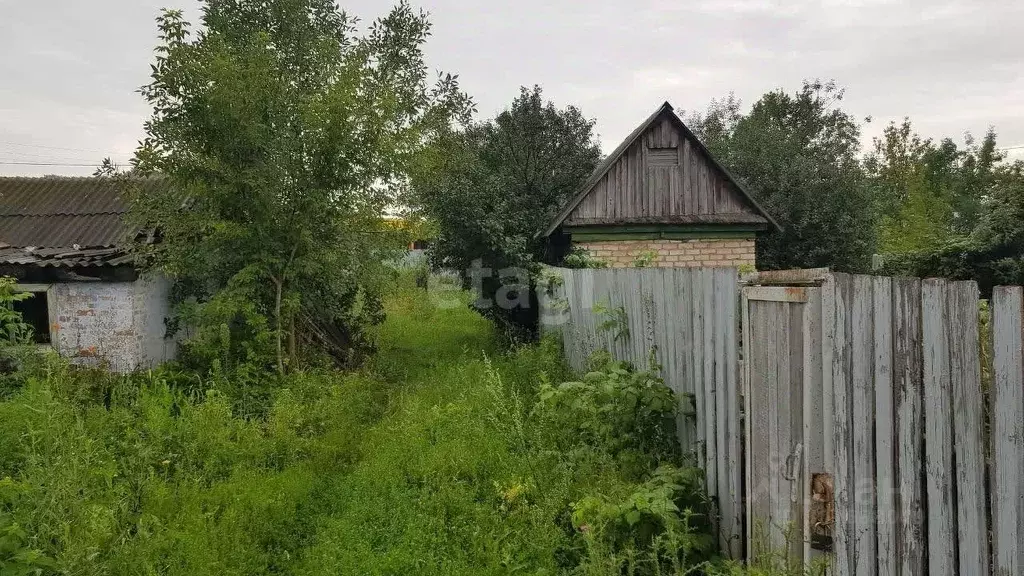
(291, 286), (572, 575)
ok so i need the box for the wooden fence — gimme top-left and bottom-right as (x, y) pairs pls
(748, 272), (1024, 576)
(539, 266), (744, 558)
(543, 267), (1024, 572)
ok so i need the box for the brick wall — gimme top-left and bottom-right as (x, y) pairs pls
(575, 238), (756, 268)
(48, 275), (176, 372)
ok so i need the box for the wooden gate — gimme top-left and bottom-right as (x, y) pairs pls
(741, 283), (826, 567)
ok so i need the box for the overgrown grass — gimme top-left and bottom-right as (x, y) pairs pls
(0, 277), (809, 575)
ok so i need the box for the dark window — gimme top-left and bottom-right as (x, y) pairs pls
(13, 292), (51, 344)
(412, 239), (431, 250)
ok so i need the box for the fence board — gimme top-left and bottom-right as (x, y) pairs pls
(703, 268), (719, 514)
(922, 279), (956, 576)
(992, 286), (1024, 576)
(785, 302), (803, 564)
(872, 276), (896, 576)
(724, 269), (742, 560)
(830, 273), (854, 576)
(892, 277), (926, 576)
(851, 275), (878, 576)
(948, 281), (989, 576)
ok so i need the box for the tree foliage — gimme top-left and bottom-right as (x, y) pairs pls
(126, 0), (471, 374)
(410, 86), (600, 334)
(689, 81), (877, 272)
(881, 160), (1024, 295)
(865, 119), (1001, 252)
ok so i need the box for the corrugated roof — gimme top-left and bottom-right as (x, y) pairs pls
(0, 175), (168, 267)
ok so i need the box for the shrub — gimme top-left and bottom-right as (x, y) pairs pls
(534, 351), (680, 472)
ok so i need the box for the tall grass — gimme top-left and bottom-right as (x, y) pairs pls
(0, 277), (810, 575)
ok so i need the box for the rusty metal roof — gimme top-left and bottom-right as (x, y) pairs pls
(0, 176), (168, 267)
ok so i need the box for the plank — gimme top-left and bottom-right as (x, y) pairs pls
(676, 268), (697, 457)
(784, 301), (802, 563)
(831, 273), (854, 576)
(892, 277), (925, 576)
(716, 270), (733, 553)
(693, 268), (708, 473)
(922, 279), (956, 576)
(742, 289), (755, 555)
(683, 140), (693, 214)
(873, 276), (896, 576)
(948, 281), (988, 576)
(753, 301), (775, 557)
(703, 268), (719, 508)
(689, 269), (705, 470)
(723, 268), (743, 560)
(714, 268), (732, 555)
(769, 301), (785, 552)
(693, 148), (704, 214)
(992, 286), (1024, 576)
(851, 274), (877, 576)
(801, 286), (824, 566)
(820, 275), (835, 476)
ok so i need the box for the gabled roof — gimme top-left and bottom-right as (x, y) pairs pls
(0, 176), (168, 267)
(539, 102), (779, 237)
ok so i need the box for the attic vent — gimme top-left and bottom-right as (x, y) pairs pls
(648, 147), (679, 166)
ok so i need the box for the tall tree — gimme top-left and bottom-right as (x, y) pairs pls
(410, 86), (600, 334)
(865, 119), (1001, 252)
(689, 80), (876, 272)
(129, 1), (471, 374)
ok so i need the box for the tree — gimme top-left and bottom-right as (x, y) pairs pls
(410, 86), (600, 334)
(864, 119), (1002, 252)
(128, 1), (472, 375)
(688, 80), (876, 272)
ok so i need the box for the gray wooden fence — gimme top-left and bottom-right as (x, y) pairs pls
(745, 272), (1024, 576)
(544, 267), (1024, 571)
(539, 266), (743, 559)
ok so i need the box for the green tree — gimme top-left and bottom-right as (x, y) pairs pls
(865, 119), (1002, 252)
(689, 80), (876, 272)
(126, 1), (471, 374)
(410, 86), (600, 334)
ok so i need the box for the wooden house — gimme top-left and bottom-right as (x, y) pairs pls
(540, 102), (777, 268)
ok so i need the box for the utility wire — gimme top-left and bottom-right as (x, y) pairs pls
(0, 161), (103, 167)
(0, 140), (122, 154)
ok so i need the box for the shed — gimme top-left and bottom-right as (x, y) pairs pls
(541, 102), (777, 268)
(0, 176), (176, 371)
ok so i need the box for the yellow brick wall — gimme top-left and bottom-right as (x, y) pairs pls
(575, 238), (756, 269)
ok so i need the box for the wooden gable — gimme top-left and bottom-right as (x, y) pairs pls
(541, 103), (777, 237)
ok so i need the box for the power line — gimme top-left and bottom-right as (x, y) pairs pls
(0, 149), (131, 164)
(0, 139), (124, 155)
(0, 161), (103, 167)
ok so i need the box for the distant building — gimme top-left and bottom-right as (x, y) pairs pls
(0, 176), (176, 371)
(540, 102), (778, 268)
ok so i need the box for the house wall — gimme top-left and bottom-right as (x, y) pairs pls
(49, 275), (175, 371)
(565, 115), (759, 225)
(575, 238), (756, 269)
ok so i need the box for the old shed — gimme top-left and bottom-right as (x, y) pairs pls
(0, 176), (176, 371)
(542, 102), (777, 268)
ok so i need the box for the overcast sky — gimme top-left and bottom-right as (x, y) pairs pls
(1, 0), (1022, 176)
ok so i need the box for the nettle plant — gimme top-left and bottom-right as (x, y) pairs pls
(535, 351), (678, 465)
(572, 466), (716, 573)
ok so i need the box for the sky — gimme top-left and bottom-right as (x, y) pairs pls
(1, 0), (1022, 176)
